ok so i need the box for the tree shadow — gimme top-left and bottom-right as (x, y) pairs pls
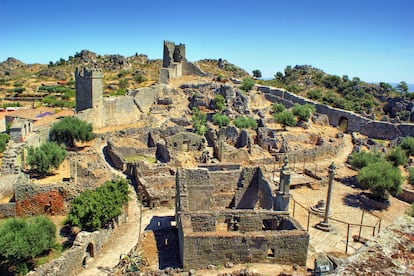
(342, 192), (389, 211)
(335, 175), (362, 189)
(145, 216), (180, 269)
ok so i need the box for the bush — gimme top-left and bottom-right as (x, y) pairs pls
(133, 73), (146, 84)
(119, 79), (128, 90)
(191, 108), (207, 135)
(212, 113), (230, 127)
(49, 117), (94, 148)
(348, 151), (384, 170)
(400, 136), (414, 156)
(271, 103), (285, 114)
(408, 167), (414, 187)
(234, 116), (257, 129)
(292, 104), (316, 122)
(357, 160), (403, 200)
(0, 133), (9, 152)
(307, 89), (323, 100)
(274, 110), (296, 130)
(27, 142), (67, 175)
(239, 78), (255, 92)
(386, 147), (408, 167)
(0, 216), (56, 274)
(214, 94), (226, 111)
(67, 178), (129, 231)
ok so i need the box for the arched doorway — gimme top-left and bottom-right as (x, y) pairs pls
(82, 242), (95, 267)
(338, 117), (349, 132)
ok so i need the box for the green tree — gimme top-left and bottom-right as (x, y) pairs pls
(274, 110), (296, 130)
(292, 104), (316, 122)
(0, 216), (56, 274)
(212, 113), (230, 127)
(348, 150), (384, 170)
(386, 147), (408, 167)
(400, 136), (414, 156)
(27, 142), (66, 175)
(271, 103), (286, 114)
(214, 94), (226, 111)
(67, 179), (129, 231)
(234, 116), (257, 129)
(357, 160), (403, 201)
(0, 133), (9, 153)
(49, 117), (94, 148)
(239, 78), (255, 92)
(307, 89), (323, 101)
(191, 108), (207, 135)
(252, 69), (262, 78)
(397, 81), (409, 96)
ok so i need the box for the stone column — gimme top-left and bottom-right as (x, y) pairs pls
(275, 156), (291, 211)
(316, 162), (336, 232)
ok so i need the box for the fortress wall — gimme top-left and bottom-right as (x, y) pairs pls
(103, 96), (142, 126)
(258, 85), (414, 140)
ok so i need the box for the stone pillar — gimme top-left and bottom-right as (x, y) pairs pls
(316, 162), (336, 232)
(70, 158), (77, 185)
(275, 156), (291, 211)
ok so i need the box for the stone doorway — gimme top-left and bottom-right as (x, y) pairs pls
(338, 117), (349, 132)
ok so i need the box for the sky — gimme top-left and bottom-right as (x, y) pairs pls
(0, 0), (413, 83)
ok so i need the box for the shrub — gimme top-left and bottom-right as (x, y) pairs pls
(348, 151), (384, 170)
(408, 167), (414, 187)
(133, 73), (146, 84)
(0, 216), (57, 274)
(67, 178), (129, 231)
(234, 116), (257, 129)
(307, 89), (323, 100)
(292, 104), (316, 122)
(191, 108), (207, 135)
(274, 110), (296, 130)
(212, 113), (230, 127)
(271, 103), (285, 114)
(400, 136), (414, 156)
(214, 94), (226, 111)
(27, 142), (67, 175)
(386, 147), (408, 167)
(49, 117), (94, 148)
(239, 78), (255, 92)
(357, 160), (403, 200)
(0, 133), (9, 152)
(119, 79), (128, 90)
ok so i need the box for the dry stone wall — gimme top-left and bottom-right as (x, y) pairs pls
(258, 85), (414, 140)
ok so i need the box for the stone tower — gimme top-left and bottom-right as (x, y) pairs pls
(162, 40), (186, 68)
(75, 67), (103, 112)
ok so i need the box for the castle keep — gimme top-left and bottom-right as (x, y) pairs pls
(75, 67), (103, 112)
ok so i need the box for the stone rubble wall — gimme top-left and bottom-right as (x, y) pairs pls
(181, 229), (309, 269)
(258, 85), (414, 140)
(28, 213), (127, 276)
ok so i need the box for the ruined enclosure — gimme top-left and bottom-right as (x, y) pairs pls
(175, 166), (309, 268)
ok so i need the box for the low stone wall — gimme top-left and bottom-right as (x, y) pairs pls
(181, 229), (308, 269)
(28, 213), (127, 276)
(292, 137), (346, 163)
(398, 187), (414, 204)
(0, 203), (16, 218)
(258, 85), (414, 140)
(14, 182), (68, 216)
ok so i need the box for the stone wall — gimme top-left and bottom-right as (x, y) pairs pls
(14, 181), (68, 216)
(398, 187), (414, 204)
(258, 85), (414, 140)
(28, 213), (127, 276)
(0, 203), (16, 218)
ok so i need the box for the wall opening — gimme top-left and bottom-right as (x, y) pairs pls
(267, 248), (275, 258)
(338, 116), (349, 132)
(82, 242), (95, 267)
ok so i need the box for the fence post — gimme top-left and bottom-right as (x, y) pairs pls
(292, 200), (296, 217)
(345, 224), (350, 254)
(378, 218), (381, 234)
(307, 209), (311, 232)
(358, 210), (365, 238)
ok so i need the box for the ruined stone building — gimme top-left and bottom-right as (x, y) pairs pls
(159, 40), (206, 84)
(175, 164), (309, 269)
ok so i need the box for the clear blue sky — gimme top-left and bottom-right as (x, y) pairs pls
(1, 0), (413, 83)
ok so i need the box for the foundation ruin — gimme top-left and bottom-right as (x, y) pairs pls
(175, 165), (309, 269)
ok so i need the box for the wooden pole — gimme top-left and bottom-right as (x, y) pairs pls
(345, 224), (350, 254)
(358, 210), (365, 238)
(307, 209), (311, 232)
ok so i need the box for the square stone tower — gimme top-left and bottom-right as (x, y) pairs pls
(75, 67), (103, 112)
